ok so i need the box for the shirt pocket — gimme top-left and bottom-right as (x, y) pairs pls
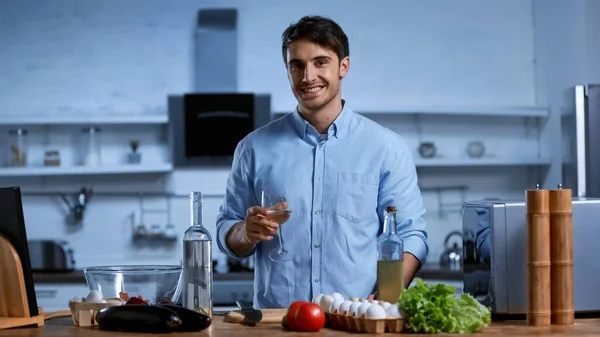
(334, 172), (379, 224)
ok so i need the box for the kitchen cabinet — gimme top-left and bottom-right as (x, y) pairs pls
(34, 283), (89, 312)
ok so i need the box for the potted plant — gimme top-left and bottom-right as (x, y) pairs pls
(128, 140), (141, 164)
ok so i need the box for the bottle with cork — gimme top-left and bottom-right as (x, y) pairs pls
(376, 206), (404, 303)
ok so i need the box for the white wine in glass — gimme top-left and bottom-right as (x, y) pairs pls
(261, 190), (292, 262)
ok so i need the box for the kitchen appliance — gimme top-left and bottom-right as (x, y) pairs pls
(168, 93), (271, 166)
(563, 84), (600, 197)
(439, 230), (462, 270)
(461, 198), (600, 317)
(27, 239), (76, 272)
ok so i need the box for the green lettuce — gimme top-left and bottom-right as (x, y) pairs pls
(398, 278), (491, 333)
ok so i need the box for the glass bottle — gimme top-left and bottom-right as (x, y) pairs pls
(8, 128), (28, 167)
(81, 127), (101, 166)
(182, 191), (213, 317)
(376, 205), (405, 303)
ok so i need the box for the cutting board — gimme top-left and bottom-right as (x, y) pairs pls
(223, 309), (287, 325)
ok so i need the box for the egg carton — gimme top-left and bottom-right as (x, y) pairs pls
(68, 298), (124, 327)
(326, 312), (404, 333)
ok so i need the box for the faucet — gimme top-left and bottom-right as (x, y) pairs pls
(60, 187), (93, 222)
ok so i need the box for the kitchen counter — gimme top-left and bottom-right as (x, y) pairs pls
(0, 317), (599, 336)
(32, 263), (462, 284)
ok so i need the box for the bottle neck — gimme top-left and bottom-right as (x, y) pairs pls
(190, 193), (203, 227)
(384, 212), (397, 234)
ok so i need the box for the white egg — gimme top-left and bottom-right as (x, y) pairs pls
(85, 290), (104, 303)
(349, 301), (363, 316)
(312, 293), (324, 305)
(381, 301), (392, 310)
(357, 302), (372, 318)
(319, 294), (335, 313)
(338, 300), (354, 315)
(329, 299), (344, 314)
(365, 304), (387, 319)
(385, 304), (402, 318)
(331, 292), (345, 302)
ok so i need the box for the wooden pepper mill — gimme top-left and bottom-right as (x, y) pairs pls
(549, 184), (574, 325)
(526, 184), (551, 326)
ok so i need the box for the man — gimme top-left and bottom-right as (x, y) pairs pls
(216, 15), (428, 309)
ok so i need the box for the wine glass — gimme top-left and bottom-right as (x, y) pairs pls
(261, 190), (292, 262)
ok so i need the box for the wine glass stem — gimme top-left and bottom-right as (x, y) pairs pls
(277, 226), (286, 252)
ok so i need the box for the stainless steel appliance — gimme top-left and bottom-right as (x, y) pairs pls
(563, 84), (600, 197)
(168, 93), (271, 166)
(462, 198), (600, 316)
(27, 239), (75, 272)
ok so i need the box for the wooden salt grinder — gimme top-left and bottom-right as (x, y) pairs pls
(549, 184), (574, 325)
(526, 185), (551, 326)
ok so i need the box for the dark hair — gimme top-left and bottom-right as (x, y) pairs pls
(281, 15), (350, 64)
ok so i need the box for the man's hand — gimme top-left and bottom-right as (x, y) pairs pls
(225, 202), (288, 257)
(243, 204), (285, 244)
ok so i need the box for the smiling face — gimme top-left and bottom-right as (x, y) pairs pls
(285, 39), (349, 116)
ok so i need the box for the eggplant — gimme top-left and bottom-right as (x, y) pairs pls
(95, 304), (182, 333)
(158, 304), (212, 332)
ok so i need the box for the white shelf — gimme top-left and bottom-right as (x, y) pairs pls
(415, 157), (552, 167)
(274, 106), (550, 118)
(0, 114), (168, 126)
(0, 163), (173, 177)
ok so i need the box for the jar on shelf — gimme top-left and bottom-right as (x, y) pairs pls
(44, 150), (61, 167)
(81, 127), (101, 166)
(8, 128), (28, 167)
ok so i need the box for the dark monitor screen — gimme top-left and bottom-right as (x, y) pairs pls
(0, 186), (38, 317)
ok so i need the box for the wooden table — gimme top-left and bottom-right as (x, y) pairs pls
(0, 317), (599, 336)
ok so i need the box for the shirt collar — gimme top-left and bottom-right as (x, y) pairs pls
(290, 99), (354, 140)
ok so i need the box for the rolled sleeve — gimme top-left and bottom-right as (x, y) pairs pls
(215, 138), (257, 261)
(401, 224), (429, 264)
(378, 133), (430, 264)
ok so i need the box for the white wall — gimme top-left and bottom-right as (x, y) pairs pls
(0, 0), (596, 268)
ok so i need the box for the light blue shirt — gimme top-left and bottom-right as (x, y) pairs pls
(216, 101), (429, 309)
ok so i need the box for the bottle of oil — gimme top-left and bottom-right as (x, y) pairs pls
(377, 206), (404, 303)
(182, 191), (213, 317)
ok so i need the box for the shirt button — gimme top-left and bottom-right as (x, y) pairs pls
(314, 210), (320, 215)
(314, 278), (319, 283)
(314, 243), (320, 248)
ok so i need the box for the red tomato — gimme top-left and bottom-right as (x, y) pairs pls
(285, 301), (309, 330)
(294, 303), (326, 332)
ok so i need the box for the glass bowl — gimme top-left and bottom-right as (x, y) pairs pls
(83, 265), (182, 304)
